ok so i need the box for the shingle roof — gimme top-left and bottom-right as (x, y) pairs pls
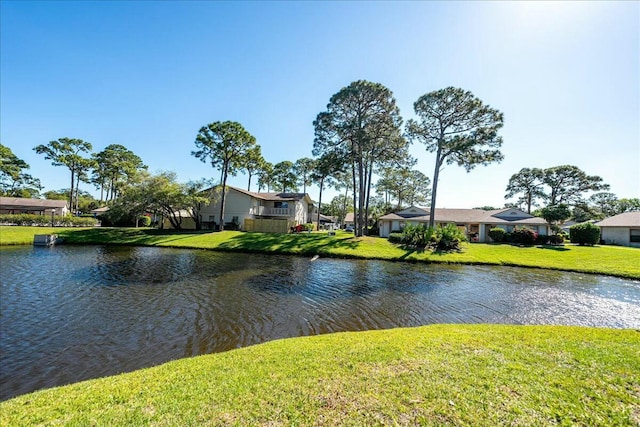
(379, 208), (548, 226)
(0, 197), (68, 208)
(597, 212), (640, 227)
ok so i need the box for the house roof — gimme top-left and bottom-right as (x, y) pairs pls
(216, 186), (313, 204)
(596, 212), (640, 227)
(90, 206), (110, 214)
(0, 197), (68, 209)
(379, 207), (548, 226)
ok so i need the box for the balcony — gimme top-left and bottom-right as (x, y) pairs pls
(250, 206), (294, 217)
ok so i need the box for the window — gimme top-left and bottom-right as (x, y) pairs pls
(274, 201), (288, 209)
(630, 229), (640, 243)
(232, 216), (239, 225)
(208, 215), (215, 222)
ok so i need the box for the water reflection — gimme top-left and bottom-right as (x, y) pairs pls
(1, 245), (639, 401)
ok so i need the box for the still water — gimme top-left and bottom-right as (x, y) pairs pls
(1, 245), (639, 400)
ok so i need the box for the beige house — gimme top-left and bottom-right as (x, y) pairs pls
(378, 206), (549, 242)
(197, 186), (315, 232)
(0, 197), (69, 216)
(597, 212), (640, 247)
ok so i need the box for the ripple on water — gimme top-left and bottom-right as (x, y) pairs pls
(1, 245), (639, 401)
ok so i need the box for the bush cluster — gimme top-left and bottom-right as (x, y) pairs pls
(570, 222), (600, 246)
(510, 227), (538, 245)
(389, 223), (466, 251)
(488, 227), (506, 242)
(0, 214), (98, 227)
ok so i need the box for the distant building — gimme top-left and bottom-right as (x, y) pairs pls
(0, 197), (69, 216)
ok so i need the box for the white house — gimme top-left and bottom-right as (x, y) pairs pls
(197, 186), (314, 231)
(378, 206), (549, 242)
(596, 212), (640, 248)
(0, 197), (69, 216)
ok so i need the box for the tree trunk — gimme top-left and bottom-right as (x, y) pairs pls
(356, 155), (365, 237)
(316, 177), (324, 231)
(364, 158), (374, 235)
(351, 162), (357, 234)
(429, 145), (443, 229)
(219, 163), (229, 231)
(247, 173), (252, 192)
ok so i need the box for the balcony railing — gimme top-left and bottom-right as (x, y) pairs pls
(250, 206), (294, 217)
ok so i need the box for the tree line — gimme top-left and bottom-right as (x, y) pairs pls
(1, 80), (637, 232)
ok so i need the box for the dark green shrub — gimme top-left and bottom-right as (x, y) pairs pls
(488, 227), (506, 243)
(534, 234), (548, 245)
(511, 227), (538, 245)
(0, 214), (97, 227)
(549, 234), (564, 244)
(570, 222), (600, 246)
(388, 233), (404, 244)
(138, 216), (151, 227)
(436, 223), (467, 251)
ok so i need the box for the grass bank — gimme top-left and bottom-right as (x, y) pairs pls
(1, 226), (639, 278)
(1, 325), (638, 426)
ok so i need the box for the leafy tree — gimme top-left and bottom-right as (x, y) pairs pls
(615, 198), (640, 214)
(185, 179), (216, 230)
(256, 161), (275, 192)
(294, 157), (316, 194)
(0, 143), (42, 197)
(407, 87), (504, 229)
(310, 152), (344, 229)
(326, 194), (352, 226)
(243, 145), (264, 192)
(588, 192), (618, 217)
(33, 137), (92, 208)
(542, 165), (609, 206)
(504, 167), (545, 213)
(44, 189), (98, 213)
(377, 164), (431, 209)
(313, 80), (405, 236)
(570, 222), (601, 246)
(540, 204), (571, 234)
(571, 203), (602, 223)
(192, 121), (257, 231)
(272, 161), (298, 192)
(91, 144), (146, 202)
(475, 206), (500, 211)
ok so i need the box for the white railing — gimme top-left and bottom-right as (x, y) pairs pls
(250, 206), (293, 217)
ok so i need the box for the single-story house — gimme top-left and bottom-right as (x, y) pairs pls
(174, 186), (315, 232)
(596, 212), (640, 248)
(378, 206), (549, 243)
(0, 197), (69, 216)
(317, 214), (337, 230)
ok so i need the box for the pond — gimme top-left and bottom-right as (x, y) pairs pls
(1, 245), (639, 401)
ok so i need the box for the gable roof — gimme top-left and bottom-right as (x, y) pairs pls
(597, 212), (640, 227)
(379, 207), (548, 226)
(220, 186), (314, 205)
(0, 197), (68, 209)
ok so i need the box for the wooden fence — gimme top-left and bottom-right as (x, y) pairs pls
(244, 218), (296, 233)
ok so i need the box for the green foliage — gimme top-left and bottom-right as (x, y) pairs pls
(549, 234), (565, 245)
(388, 232), (404, 244)
(0, 143), (42, 197)
(504, 167), (544, 213)
(570, 222), (601, 246)
(541, 204), (571, 229)
(0, 214), (97, 227)
(435, 223), (467, 251)
(138, 216), (151, 227)
(542, 165), (609, 206)
(488, 227), (506, 242)
(401, 224), (436, 248)
(407, 87), (504, 228)
(272, 161), (298, 192)
(510, 227), (538, 245)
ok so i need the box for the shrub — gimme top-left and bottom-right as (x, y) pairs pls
(436, 223), (467, 252)
(570, 222), (600, 246)
(0, 214), (98, 227)
(401, 224), (435, 248)
(510, 227), (538, 245)
(138, 216), (151, 227)
(549, 234), (564, 245)
(388, 233), (404, 244)
(488, 227), (506, 243)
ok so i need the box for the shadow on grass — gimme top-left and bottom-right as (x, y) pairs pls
(216, 231), (359, 254)
(537, 245), (571, 252)
(59, 228), (214, 245)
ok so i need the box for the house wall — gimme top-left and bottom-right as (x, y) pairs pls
(200, 189), (254, 229)
(295, 199), (308, 224)
(601, 227), (638, 247)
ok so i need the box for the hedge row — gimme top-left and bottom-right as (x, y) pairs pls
(0, 214), (98, 227)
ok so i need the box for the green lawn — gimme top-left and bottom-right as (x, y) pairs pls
(2, 226), (639, 278)
(1, 325), (638, 426)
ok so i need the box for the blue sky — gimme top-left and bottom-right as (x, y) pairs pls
(1, 1), (638, 209)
